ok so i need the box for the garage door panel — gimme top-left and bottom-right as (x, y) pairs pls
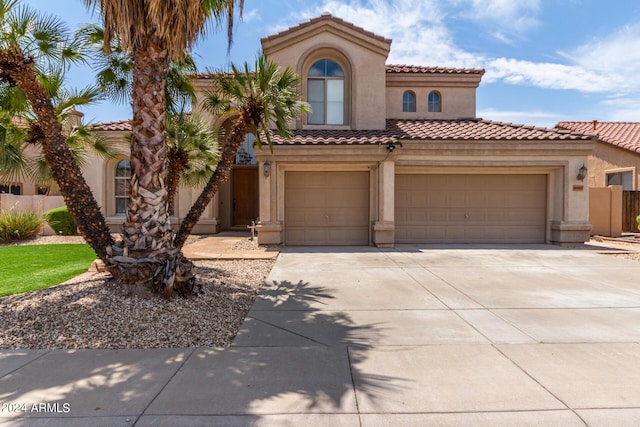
(396, 174), (546, 244)
(286, 171), (369, 245)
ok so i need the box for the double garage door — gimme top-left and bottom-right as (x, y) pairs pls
(284, 172), (547, 245)
(395, 174), (547, 243)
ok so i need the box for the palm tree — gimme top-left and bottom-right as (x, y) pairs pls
(0, 0), (114, 260)
(174, 54), (310, 248)
(81, 24), (219, 215)
(83, 0), (243, 295)
(165, 114), (219, 214)
(0, 67), (115, 192)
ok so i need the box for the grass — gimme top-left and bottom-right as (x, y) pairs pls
(0, 244), (97, 297)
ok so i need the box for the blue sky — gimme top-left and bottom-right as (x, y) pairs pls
(23, 0), (640, 128)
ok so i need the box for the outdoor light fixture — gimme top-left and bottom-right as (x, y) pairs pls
(386, 142), (395, 152)
(263, 161), (271, 178)
(577, 164), (588, 181)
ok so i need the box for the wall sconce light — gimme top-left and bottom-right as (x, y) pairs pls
(263, 161), (271, 178)
(577, 164), (587, 181)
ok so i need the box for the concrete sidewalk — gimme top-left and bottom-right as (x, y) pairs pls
(181, 231), (278, 260)
(4, 244), (640, 425)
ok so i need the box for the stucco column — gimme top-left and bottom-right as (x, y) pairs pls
(373, 159), (395, 247)
(551, 159), (592, 245)
(257, 160), (282, 244)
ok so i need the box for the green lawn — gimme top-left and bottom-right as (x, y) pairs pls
(0, 244), (97, 297)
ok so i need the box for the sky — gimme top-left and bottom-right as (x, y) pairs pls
(23, 0), (640, 129)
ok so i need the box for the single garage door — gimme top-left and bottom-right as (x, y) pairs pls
(285, 171), (369, 245)
(395, 174), (547, 243)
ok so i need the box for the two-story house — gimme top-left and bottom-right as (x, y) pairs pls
(10, 14), (596, 246)
(188, 13), (594, 246)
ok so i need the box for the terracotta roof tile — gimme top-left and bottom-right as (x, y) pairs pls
(271, 119), (593, 145)
(91, 120), (131, 131)
(261, 13), (391, 45)
(556, 121), (640, 154)
(386, 65), (485, 75)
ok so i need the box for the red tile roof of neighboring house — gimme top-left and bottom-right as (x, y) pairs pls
(556, 121), (640, 154)
(270, 119), (594, 145)
(386, 65), (485, 75)
(260, 13), (391, 45)
(91, 120), (131, 131)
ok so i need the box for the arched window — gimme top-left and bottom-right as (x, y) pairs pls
(428, 91), (441, 112)
(307, 59), (344, 125)
(402, 91), (416, 112)
(115, 159), (130, 215)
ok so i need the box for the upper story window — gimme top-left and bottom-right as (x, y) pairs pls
(307, 59), (344, 125)
(428, 91), (441, 112)
(115, 159), (130, 215)
(402, 91), (416, 112)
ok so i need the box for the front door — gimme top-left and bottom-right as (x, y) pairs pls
(233, 167), (259, 226)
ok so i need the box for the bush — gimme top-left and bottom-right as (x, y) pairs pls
(0, 210), (44, 243)
(44, 206), (77, 236)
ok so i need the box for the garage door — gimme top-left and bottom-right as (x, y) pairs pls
(285, 171), (369, 245)
(395, 174), (546, 243)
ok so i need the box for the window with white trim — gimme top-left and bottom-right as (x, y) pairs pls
(115, 159), (130, 215)
(607, 170), (633, 190)
(307, 59), (344, 125)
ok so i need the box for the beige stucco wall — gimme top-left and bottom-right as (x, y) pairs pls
(255, 139), (594, 246)
(587, 142), (640, 189)
(589, 186), (622, 237)
(385, 77), (479, 120)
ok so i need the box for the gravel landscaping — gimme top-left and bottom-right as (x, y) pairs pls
(0, 235), (274, 349)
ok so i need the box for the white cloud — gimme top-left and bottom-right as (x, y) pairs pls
(282, 0), (639, 119)
(484, 58), (623, 93)
(453, 0), (541, 42)
(293, 0), (483, 67)
(242, 8), (261, 23)
(476, 108), (559, 128)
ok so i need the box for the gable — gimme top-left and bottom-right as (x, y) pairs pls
(261, 13), (391, 57)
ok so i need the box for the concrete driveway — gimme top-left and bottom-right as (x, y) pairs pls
(3, 244), (640, 426)
(226, 244), (640, 426)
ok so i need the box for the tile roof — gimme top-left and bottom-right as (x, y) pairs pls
(556, 121), (640, 154)
(261, 13), (391, 45)
(91, 120), (131, 131)
(90, 119), (593, 145)
(270, 119), (594, 145)
(194, 65), (484, 80)
(386, 65), (485, 75)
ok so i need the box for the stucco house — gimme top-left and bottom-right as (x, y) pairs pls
(3, 14), (596, 246)
(556, 121), (640, 191)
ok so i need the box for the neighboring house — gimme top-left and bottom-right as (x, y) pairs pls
(556, 121), (640, 191)
(6, 14), (597, 245)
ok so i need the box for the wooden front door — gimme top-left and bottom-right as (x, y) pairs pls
(233, 167), (259, 226)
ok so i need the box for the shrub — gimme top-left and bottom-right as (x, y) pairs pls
(0, 210), (44, 243)
(637, 214), (640, 231)
(44, 206), (77, 236)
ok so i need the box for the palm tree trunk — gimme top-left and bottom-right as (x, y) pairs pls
(175, 114), (250, 249)
(106, 36), (194, 297)
(0, 49), (114, 261)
